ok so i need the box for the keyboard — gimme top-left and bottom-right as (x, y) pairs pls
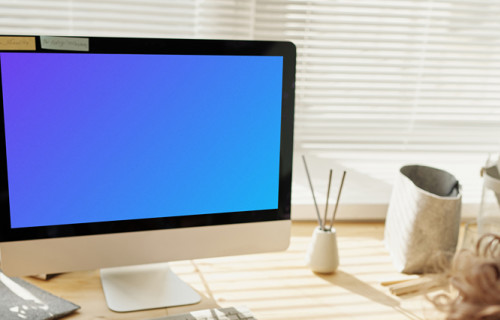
(150, 306), (257, 320)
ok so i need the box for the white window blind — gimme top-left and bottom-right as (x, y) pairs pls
(252, 0), (500, 219)
(1, 0), (499, 219)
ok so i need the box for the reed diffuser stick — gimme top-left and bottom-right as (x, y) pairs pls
(322, 169), (333, 229)
(329, 170), (346, 230)
(301, 155), (324, 230)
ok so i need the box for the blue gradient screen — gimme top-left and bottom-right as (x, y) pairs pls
(0, 52), (283, 228)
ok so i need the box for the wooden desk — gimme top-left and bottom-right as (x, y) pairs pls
(25, 222), (442, 319)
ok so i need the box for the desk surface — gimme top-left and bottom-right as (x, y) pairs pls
(24, 222), (443, 320)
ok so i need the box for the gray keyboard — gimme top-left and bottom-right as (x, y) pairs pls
(150, 306), (257, 320)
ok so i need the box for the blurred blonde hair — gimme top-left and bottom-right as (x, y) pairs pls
(431, 233), (500, 320)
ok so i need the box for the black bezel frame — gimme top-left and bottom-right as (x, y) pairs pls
(0, 36), (295, 242)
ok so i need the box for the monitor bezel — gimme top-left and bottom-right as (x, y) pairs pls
(0, 36), (295, 242)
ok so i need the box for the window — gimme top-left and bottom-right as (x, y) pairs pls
(1, 0), (499, 219)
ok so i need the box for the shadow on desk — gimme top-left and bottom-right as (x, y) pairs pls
(317, 270), (429, 320)
(317, 270), (399, 307)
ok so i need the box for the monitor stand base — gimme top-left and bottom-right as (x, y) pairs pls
(100, 262), (201, 312)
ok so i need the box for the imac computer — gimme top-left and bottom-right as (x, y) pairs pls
(0, 36), (295, 312)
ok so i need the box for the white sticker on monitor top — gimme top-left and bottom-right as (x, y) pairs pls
(40, 36), (89, 52)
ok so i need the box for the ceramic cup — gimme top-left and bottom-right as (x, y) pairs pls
(305, 226), (339, 273)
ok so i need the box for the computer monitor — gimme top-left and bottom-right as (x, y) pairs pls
(0, 35), (295, 312)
